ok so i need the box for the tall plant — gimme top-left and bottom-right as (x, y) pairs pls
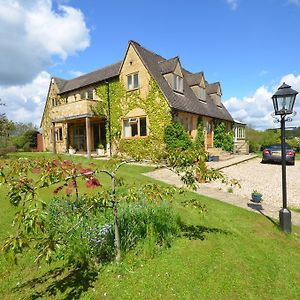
(214, 122), (234, 152)
(164, 121), (192, 151)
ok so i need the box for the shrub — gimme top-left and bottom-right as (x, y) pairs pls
(46, 194), (180, 264)
(164, 122), (192, 151)
(47, 197), (115, 265)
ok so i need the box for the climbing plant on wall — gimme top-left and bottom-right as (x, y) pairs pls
(194, 117), (205, 149)
(213, 122), (234, 152)
(93, 78), (172, 160)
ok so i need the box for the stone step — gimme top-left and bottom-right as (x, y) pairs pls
(207, 147), (233, 161)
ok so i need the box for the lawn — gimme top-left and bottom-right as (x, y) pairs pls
(1, 152), (300, 299)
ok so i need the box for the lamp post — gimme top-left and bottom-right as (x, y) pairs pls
(271, 82), (298, 233)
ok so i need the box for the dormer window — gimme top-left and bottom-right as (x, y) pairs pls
(199, 87), (206, 101)
(173, 74), (183, 93)
(127, 73), (139, 90)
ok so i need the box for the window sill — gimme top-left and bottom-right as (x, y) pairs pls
(173, 90), (184, 95)
(121, 135), (148, 140)
(126, 87), (140, 92)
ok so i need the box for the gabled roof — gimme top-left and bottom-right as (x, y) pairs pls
(185, 72), (205, 87)
(58, 61), (122, 94)
(207, 82), (222, 95)
(53, 77), (67, 92)
(158, 56), (179, 74)
(130, 41), (233, 122)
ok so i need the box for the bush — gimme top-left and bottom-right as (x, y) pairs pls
(47, 197), (115, 265)
(164, 122), (192, 151)
(47, 195), (180, 264)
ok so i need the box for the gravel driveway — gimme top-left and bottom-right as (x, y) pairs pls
(204, 157), (300, 209)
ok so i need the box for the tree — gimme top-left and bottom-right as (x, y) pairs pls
(0, 99), (13, 147)
(10, 123), (39, 150)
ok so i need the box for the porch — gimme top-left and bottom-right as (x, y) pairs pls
(51, 114), (108, 158)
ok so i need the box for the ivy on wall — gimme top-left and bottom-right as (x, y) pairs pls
(93, 78), (172, 159)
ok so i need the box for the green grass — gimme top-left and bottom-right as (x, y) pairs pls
(1, 152), (300, 299)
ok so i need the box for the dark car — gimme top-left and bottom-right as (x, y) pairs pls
(262, 144), (295, 165)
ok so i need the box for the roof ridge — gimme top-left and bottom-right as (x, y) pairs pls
(158, 56), (179, 64)
(53, 76), (67, 81)
(131, 41), (167, 61)
(68, 60), (122, 81)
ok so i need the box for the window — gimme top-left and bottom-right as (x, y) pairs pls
(56, 127), (63, 142)
(80, 91), (87, 100)
(122, 116), (147, 138)
(236, 127), (245, 139)
(52, 98), (57, 107)
(173, 74), (183, 93)
(87, 89), (94, 99)
(127, 73), (139, 90)
(199, 87), (206, 101)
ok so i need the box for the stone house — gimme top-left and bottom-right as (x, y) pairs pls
(41, 40), (238, 158)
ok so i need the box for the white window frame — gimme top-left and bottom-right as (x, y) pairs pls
(236, 127), (245, 139)
(127, 73), (139, 90)
(122, 116), (148, 138)
(173, 74), (183, 93)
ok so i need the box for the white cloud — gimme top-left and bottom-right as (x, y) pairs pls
(226, 0), (238, 10)
(224, 74), (300, 130)
(0, 71), (50, 127)
(0, 0), (90, 85)
(69, 70), (86, 78)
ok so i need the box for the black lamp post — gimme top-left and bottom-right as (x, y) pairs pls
(271, 82), (298, 233)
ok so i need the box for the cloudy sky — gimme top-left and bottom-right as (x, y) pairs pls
(0, 0), (300, 130)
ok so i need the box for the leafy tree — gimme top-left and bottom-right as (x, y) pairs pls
(10, 122), (38, 137)
(0, 99), (13, 148)
(246, 127), (280, 152)
(11, 126), (39, 150)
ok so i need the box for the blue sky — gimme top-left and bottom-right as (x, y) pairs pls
(1, 0), (300, 129)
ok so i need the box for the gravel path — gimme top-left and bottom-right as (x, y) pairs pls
(204, 157), (300, 209)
